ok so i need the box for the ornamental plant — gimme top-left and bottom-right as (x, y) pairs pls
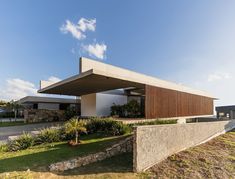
(64, 118), (87, 144)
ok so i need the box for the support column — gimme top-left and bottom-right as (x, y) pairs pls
(177, 118), (186, 124)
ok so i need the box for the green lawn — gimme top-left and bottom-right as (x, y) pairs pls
(0, 152), (138, 179)
(0, 121), (64, 127)
(0, 121), (25, 127)
(64, 152), (133, 174)
(0, 133), (131, 173)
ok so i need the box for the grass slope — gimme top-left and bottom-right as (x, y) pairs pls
(1, 129), (235, 178)
(0, 153), (138, 179)
(0, 133), (130, 173)
(149, 129), (235, 178)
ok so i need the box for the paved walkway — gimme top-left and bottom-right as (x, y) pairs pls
(0, 122), (63, 143)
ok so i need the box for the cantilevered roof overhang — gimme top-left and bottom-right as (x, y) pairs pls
(38, 69), (145, 96)
(39, 63), (216, 99)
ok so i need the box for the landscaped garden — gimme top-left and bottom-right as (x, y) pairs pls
(0, 133), (130, 173)
(0, 118), (131, 173)
(0, 152), (137, 179)
(0, 116), (177, 178)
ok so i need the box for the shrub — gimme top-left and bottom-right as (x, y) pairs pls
(129, 119), (177, 127)
(59, 127), (75, 141)
(111, 100), (142, 118)
(0, 112), (15, 118)
(0, 144), (8, 152)
(111, 104), (124, 117)
(64, 106), (78, 120)
(34, 128), (61, 145)
(7, 133), (34, 151)
(64, 118), (87, 144)
(85, 118), (131, 136)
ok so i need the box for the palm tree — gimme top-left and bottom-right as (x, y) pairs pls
(65, 118), (86, 144)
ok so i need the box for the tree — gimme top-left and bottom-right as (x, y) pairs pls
(5, 100), (23, 120)
(64, 118), (86, 144)
(0, 100), (7, 107)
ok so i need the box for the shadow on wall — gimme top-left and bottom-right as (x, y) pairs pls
(224, 119), (235, 132)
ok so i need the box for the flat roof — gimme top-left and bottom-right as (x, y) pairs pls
(38, 57), (216, 98)
(18, 96), (79, 104)
(216, 105), (235, 110)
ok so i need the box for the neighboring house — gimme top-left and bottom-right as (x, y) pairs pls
(18, 96), (80, 110)
(18, 96), (80, 122)
(216, 105), (235, 119)
(38, 57), (216, 120)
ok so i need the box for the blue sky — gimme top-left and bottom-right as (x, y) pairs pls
(0, 0), (235, 106)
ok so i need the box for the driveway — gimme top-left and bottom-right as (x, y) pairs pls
(0, 122), (63, 143)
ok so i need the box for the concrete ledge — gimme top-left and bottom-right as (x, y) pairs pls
(133, 120), (235, 172)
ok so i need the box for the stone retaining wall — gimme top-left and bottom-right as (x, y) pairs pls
(49, 136), (133, 172)
(24, 109), (65, 123)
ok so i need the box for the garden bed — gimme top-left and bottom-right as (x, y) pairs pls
(0, 133), (131, 173)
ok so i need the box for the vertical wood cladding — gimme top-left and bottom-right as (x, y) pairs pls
(145, 85), (213, 119)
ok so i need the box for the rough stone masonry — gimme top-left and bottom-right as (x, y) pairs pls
(49, 136), (133, 172)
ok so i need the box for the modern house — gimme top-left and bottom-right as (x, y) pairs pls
(18, 96), (80, 122)
(216, 105), (235, 119)
(18, 96), (80, 111)
(38, 57), (216, 120)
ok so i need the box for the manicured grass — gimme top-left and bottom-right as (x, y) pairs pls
(0, 133), (131, 173)
(0, 153), (138, 179)
(0, 121), (25, 127)
(0, 121), (63, 127)
(63, 152), (135, 176)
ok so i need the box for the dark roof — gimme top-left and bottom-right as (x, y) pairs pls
(215, 105), (235, 111)
(18, 96), (80, 104)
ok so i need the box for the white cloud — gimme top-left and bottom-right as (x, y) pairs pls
(0, 76), (62, 101)
(83, 43), (107, 60)
(0, 78), (38, 101)
(47, 76), (61, 83)
(60, 20), (85, 40)
(207, 72), (231, 82)
(78, 18), (96, 32)
(60, 18), (96, 40)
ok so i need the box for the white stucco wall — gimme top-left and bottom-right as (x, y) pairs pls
(38, 103), (59, 110)
(81, 93), (96, 116)
(81, 92), (127, 117)
(96, 93), (127, 116)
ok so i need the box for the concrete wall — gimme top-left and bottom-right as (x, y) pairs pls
(133, 120), (235, 172)
(81, 93), (96, 116)
(96, 93), (127, 116)
(38, 103), (59, 110)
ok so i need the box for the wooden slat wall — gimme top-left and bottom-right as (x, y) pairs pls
(145, 85), (213, 119)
